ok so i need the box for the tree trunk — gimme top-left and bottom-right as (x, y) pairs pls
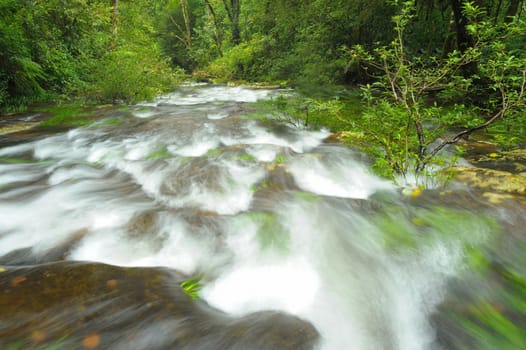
(205, 0), (223, 56)
(181, 0), (192, 48)
(494, 0), (504, 24)
(505, 0), (522, 22)
(450, 0), (478, 75)
(110, 0), (119, 49)
(223, 0), (241, 45)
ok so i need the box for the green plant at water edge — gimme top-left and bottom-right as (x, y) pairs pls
(240, 111), (270, 121)
(274, 153), (286, 164)
(180, 277), (202, 300)
(341, 1), (525, 185)
(202, 34), (270, 82)
(37, 104), (92, 128)
(261, 94), (349, 130)
(87, 48), (182, 104)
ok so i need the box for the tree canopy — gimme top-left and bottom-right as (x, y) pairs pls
(1, 1), (524, 182)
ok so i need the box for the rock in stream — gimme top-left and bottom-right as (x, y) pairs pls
(0, 261), (319, 350)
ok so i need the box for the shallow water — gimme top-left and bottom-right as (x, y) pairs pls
(1, 84), (525, 349)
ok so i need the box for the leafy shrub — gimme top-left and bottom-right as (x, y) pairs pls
(204, 34), (269, 82)
(88, 48), (182, 104)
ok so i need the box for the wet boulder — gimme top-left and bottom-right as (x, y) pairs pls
(0, 261), (319, 350)
(160, 159), (225, 196)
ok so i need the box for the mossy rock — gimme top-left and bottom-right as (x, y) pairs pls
(450, 166), (526, 196)
(0, 261), (319, 350)
(323, 131), (364, 144)
(468, 149), (526, 175)
(0, 122), (40, 135)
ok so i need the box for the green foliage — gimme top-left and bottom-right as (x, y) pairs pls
(158, 0), (208, 71)
(88, 48), (181, 104)
(0, 0), (44, 99)
(339, 0), (526, 185)
(204, 34), (270, 81)
(173, 0), (398, 84)
(0, 0), (182, 110)
(180, 277), (202, 300)
(258, 93), (351, 130)
(274, 153), (286, 164)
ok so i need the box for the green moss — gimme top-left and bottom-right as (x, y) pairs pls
(206, 148), (223, 157)
(251, 181), (269, 192)
(5, 339), (67, 350)
(135, 106), (152, 113)
(4, 341), (23, 350)
(92, 117), (123, 127)
(293, 191), (319, 202)
(0, 157), (33, 164)
(37, 104), (92, 128)
(374, 206), (499, 252)
(147, 147), (172, 160)
(0, 157), (52, 165)
(236, 153), (256, 162)
(241, 212), (290, 253)
(456, 301), (526, 350)
(439, 236), (526, 350)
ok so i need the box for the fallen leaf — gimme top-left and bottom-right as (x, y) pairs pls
(30, 330), (46, 343)
(410, 187), (422, 198)
(11, 276), (27, 286)
(0, 267), (6, 273)
(83, 333), (101, 349)
(106, 279), (118, 289)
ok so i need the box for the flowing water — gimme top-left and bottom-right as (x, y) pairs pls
(0, 84), (525, 349)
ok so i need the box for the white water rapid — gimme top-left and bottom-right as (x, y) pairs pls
(0, 84), (493, 349)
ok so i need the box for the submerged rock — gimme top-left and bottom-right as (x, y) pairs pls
(0, 261), (319, 350)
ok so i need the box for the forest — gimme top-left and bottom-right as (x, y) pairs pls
(1, 0), (525, 179)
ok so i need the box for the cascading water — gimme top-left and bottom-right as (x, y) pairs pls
(0, 84), (513, 349)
